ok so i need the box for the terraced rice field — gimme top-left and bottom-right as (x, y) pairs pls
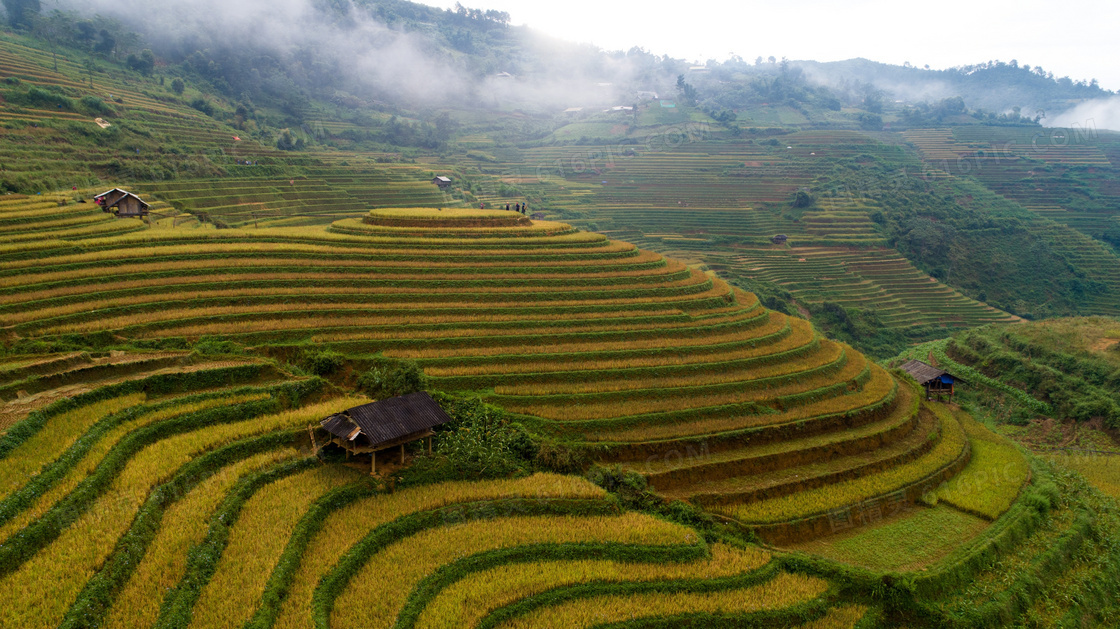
(2, 207), (974, 547)
(0, 30), (1103, 627)
(0, 349), (861, 628)
(0, 35), (451, 229)
(4, 27), (1105, 333)
(903, 126), (1120, 257)
(138, 170), (451, 228)
(715, 245), (1018, 329)
(457, 131), (1024, 333)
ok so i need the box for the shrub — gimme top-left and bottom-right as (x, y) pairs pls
(276, 128), (305, 151)
(357, 356), (427, 400)
(300, 348), (345, 376)
(190, 98), (214, 116)
(79, 95), (112, 116)
(193, 337), (244, 356)
(433, 397), (535, 478)
(20, 86), (74, 111)
(792, 190), (814, 208)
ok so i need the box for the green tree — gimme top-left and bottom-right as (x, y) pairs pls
(170, 77), (185, 95)
(93, 28), (115, 57)
(74, 19), (95, 46)
(792, 189), (814, 208)
(83, 58), (95, 88)
(676, 74), (698, 106)
(434, 398), (534, 477)
(857, 112), (883, 130)
(31, 10), (68, 71)
(275, 128), (305, 151)
(126, 48), (155, 76)
(3, 0), (39, 28)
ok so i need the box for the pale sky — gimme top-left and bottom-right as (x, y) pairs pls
(428, 0), (1120, 91)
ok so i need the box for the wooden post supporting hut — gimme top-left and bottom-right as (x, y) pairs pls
(318, 391), (452, 475)
(899, 359), (963, 402)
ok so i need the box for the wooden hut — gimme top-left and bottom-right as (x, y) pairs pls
(899, 359), (963, 401)
(318, 391), (452, 474)
(431, 176), (452, 190)
(111, 193), (151, 218)
(93, 188), (129, 212)
(95, 189), (150, 218)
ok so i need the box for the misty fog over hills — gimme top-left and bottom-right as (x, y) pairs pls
(35, 0), (1118, 127)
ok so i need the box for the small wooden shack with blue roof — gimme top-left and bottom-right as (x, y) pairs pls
(899, 359), (963, 402)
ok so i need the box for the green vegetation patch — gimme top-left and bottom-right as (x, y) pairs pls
(787, 505), (989, 572)
(1047, 453), (1120, 498)
(719, 402), (967, 525)
(931, 410), (1030, 520)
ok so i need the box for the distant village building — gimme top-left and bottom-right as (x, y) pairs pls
(608, 106), (634, 112)
(94, 189), (150, 218)
(771, 234), (788, 245)
(660, 101), (676, 108)
(318, 391), (453, 474)
(432, 176), (452, 190)
(899, 360), (963, 402)
(636, 91), (659, 101)
(494, 71), (514, 79)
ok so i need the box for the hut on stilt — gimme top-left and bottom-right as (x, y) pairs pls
(318, 391), (452, 474)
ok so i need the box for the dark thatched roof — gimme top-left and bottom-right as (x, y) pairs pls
(320, 391), (452, 447)
(899, 359), (962, 385)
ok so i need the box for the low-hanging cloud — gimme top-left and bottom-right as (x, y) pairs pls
(60, 0), (470, 104)
(57, 0), (664, 109)
(1047, 97), (1120, 132)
